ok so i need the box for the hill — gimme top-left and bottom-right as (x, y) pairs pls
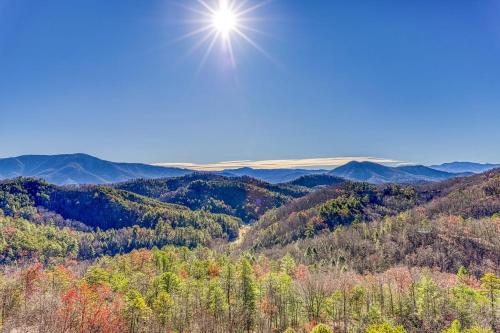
(0, 178), (240, 254)
(219, 167), (326, 183)
(329, 161), (464, 183)
(0, 171), (498, 333)
(241, 181), (428, 250)
(114, 173), (310, 223)
(287, 174), (346, 188)
(430, 161), (500, 174)
(241, 169), (500, 274)
(0, 153), (191, 185)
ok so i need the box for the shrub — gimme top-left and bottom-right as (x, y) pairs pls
(310, 323), (334, 333)
(366, 322), (407, 333)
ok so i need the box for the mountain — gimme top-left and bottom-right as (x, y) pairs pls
(0, 177), (240, 251)
(0, 153), (495, 186)
(395, 165), (471, 180)
(242, 168), (500, 259)
(1, 172), (498, 333)
(287, 174), (346, 188)
(430, 161), (500, 174)
(0, 153), (191, 185)
(329, 161), (464, 183)
(241, 181), (430, 250)
(114, 173), (310, 223)
(218, 167), (326, 183)
(243, 169), (500, 278)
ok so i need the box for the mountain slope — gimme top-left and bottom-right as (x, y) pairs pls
(330, 161), (463, 183)
(242, 169), (500, 252)
(395, 165), (470, 180)
(219, 167), (326, 183)
(114, 173), (310, 223)
(287, 174), (346, 188)
(0, 153), (191, 185)
(329, 161), (411, 183)
(430, 161), (500, 174)
(0, 178), (240, 244)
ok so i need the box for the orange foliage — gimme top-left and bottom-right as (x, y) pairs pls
(293, 264), (310, 281)
(207, 262), (220, 278)
(58, 282), (126, 333)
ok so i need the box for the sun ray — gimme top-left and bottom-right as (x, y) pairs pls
(233, 0), (252, 12)
(178, 0), (274, 71)
(235, 0), (273, 17)
(173, 25), (214, 43)
(174, 3), (212, 18)
(233, 27), (281, 68)
(226, 34), (237, 67)
(197, 31), (220, 73)
(197, 0), (217, 15)
(185, 29), (218, 59)
(235, 23), (273, 38)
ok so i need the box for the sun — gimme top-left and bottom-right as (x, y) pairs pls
(212, 2), (237, 39)
(177, 0), (272, 68)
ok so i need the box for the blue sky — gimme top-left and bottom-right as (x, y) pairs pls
(1, 0), (499, 166)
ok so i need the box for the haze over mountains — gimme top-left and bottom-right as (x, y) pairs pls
(329, 161), (473, 184)
(0, 154), (191, 185)
(430, 161), (500, 174)
(0, 153), (498, 185)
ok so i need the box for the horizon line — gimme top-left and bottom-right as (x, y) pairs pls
(153, 156), (405, 171)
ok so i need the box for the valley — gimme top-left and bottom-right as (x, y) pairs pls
(0, 159), (498, 332)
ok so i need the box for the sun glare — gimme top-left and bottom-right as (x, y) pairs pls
(178, 0), (273, 68)
(212, 2), (237, 38)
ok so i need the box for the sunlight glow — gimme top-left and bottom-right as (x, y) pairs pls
(177, 0), (273, 69)
(212, 1), (237, 38)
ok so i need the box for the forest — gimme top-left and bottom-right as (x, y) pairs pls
(0, 170), (498, 332)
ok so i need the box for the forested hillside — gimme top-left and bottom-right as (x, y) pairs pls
(0, 178), (240, 258)
(242, 170), (500, 253)
(241, 182), (427, 250)
(0, 246), (497, 333)
(0, 171), (498, 332)
(287, 174), (346, 188)
(115, 174), (309, 223)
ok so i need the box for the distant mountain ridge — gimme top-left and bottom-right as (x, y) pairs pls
(329, 161), (469, 184)
(430, 161), (500, 174)
(217, 167), (326, 183)
(0, 153), (495, 185)
(0, 153), (191, 185)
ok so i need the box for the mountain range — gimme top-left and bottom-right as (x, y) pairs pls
(430, 161), (500, 174)
(0, 153), (191, 184)
(0, 153), (498, 185)
(329, 161), (473, 184)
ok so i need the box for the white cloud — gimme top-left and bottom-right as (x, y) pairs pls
(153, 156), (403, 171)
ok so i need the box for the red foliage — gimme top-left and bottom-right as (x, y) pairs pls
(293, 264), (310, 281)
(58, 282), (126, 333)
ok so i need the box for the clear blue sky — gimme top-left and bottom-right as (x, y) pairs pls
(1, 0), (499, 165)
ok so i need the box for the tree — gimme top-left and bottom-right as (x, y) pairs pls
(151, 291), (174, 329)
(480, 273), (499, 331)
(125, 290), (151, 333)
(240, 258), (256, 333)
(58, 283), (125, 333)
(319, 195), (363, 229)
(416, 275), (441, 329)
(366, 322), (407, 333)
(442, 320), (493, 333)
(310, 323), (334, 333)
